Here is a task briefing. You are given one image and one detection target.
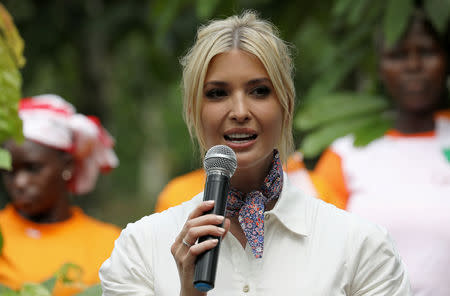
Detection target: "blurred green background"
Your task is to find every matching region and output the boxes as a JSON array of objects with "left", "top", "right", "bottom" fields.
[{"left": 1, "top": 0, "right": 448, "bottom": 228}]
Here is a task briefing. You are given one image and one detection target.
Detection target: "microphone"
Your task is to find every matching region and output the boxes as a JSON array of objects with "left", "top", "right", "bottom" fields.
[{"left": 193, "top": 145, "right": 237, "bottom": 292}]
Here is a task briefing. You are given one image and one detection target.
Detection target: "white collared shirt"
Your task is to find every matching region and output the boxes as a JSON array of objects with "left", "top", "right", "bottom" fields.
[{"left": 100, "top": 175, "right": 410, "bottom": 295}]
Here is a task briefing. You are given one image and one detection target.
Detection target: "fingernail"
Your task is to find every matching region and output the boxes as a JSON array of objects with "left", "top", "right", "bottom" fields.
[
  {"left": 217, "top": 215, "right": 224, "bottom": 222},
  {"left": 205, "top": 200, "right": 214, "bottom": 205},
  {"left": 218, "top": 227, "right": 225, "bottom": 234},
  {"left": 211, "top": 239, "right": 219, "bottom": 244}
]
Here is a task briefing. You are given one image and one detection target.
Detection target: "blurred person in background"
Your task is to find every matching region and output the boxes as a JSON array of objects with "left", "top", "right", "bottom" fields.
[
  {"left": 154, "top": 151, "right": 320, "bottom": 213},
  {"left": 0, "top": 94, "right": 121, "bottom": 295},
  {"left": 314, "top": 6, "right": 450, "bottom": 296},
  {"left": 100, "top": 11, "right": 410, "bottom": 295}
]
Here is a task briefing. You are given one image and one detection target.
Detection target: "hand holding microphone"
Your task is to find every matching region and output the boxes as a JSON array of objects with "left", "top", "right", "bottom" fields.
[
  {"left": 171, "top": 145, "right": 236, "bottom": 295},
  {"left": 194, "top": 145, "right": 237, "bottom": 292}
]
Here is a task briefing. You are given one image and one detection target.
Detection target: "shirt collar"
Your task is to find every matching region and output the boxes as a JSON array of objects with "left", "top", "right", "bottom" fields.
[{"left": 265, "top": 173, "right": 310, "bottom": 237}]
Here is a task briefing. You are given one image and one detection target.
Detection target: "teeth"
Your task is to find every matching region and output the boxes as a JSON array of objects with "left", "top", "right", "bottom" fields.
[
  {"left": 224, "top": 133, "right": 257, "bottom": 142},
  {"left": 227, "top": 133, "right": 252, "bottom": 139}
]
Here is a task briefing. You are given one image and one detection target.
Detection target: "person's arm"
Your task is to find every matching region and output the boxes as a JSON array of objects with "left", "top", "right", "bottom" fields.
[
  {"left": 347, "top": 222, "right": 411, "bottom": 295},
  {"left": 313, "top": 149, "right": 350, "bottom": 209},
  {"left": 99, "top": 220, "right": 155, "bottom": 296}
]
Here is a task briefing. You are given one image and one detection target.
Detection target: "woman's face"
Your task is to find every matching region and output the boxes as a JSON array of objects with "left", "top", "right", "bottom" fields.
[
  {"left": 379, "top": 19, "right": 447, "bottom": 114},
  {"left": 1, "top": 139, "right": 72, "bottom": 217},
  {"left": 201, "top": 49, "right": 283, "bottom": 173}
]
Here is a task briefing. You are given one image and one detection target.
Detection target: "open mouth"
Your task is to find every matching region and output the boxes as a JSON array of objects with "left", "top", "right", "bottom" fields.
[{"left": 224, "top": 133, "right": 257, "bottom": 143}]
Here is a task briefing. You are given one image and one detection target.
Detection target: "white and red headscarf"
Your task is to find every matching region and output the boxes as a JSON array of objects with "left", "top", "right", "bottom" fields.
[{"left": 18, "top": 94, "right": 119, "bottom": 194}]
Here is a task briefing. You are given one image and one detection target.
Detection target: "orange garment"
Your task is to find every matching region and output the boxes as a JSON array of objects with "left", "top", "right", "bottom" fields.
[
  {"left": 155, "top": 153, "right": 326, "bottom": 213},
  {"left": 154, "top": 169, "right": 206, "bottom": 213},
  {"left": 0, "top": 204, "right": 121, "bottom": 295},
  {"left": 312, "top": 149, "right": 350, "bottom": 209}
]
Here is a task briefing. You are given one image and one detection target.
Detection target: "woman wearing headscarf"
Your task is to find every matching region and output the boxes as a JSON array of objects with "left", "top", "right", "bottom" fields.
[{"left": 0, "top": 94, "right": 120, "bottom": 295}]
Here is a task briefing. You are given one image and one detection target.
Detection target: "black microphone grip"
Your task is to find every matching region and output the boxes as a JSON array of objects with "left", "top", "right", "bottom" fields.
[{"left": 193, "top": 173, "right": 230, "bottom": 292}]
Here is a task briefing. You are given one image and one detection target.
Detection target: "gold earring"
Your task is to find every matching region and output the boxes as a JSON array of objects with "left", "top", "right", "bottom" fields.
[{"left": 62, "top": 170, "right": 72, "bottom": 181}]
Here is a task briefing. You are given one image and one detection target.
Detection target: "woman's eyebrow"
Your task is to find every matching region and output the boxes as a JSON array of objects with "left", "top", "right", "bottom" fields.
[
  {"left": 246, "top": 78, "right": 271, "bottom": 86},
  {"left": 204, "top": 81, "right": 228, "bottom": 87}
]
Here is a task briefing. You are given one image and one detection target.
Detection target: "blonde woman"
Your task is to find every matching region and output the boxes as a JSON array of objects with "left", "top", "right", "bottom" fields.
[{"left": 100, "top": 11, "right": 410, "bottom": 295}]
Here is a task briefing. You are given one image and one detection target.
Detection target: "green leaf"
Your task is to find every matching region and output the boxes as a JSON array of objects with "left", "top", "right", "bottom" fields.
[
  {"left": 0, "top": 4, "right": 26, "bottom": 68},
  {"left": 348, "top": 0, "right": 370, "bottom": 25},
  {"left": 424, "top": 0, "right": 450, "bottom": 33},
  {"left": 305, "top": 48, "right": 366, "bottom": 100},
  {"left": 19, "top": 283, "right": 51, "bottom": 296},
  {"left": 56, "top": 263, "right": 83, "bottom": 284},
  {"left": 353, "top": 115, "right": 392, "bottom": 146},
  {"left": 75, "top": 284, "right": 102, "bottom": 296},
  {"left": 384, "top": 0, "right": 414, "bottom": 47},
  {"left": 333, "top": 0, "right": 357, "bottom": 17},
  {"left": 41, "top": 277, "right": 57, "bottom": 294},
  {"left": 296, "top": 92, "right": 389, "bottom": 130},
  {"left": 196, "top": 0, "right": 220, "bottom": 20},
  {"left": 0, "top": 148, "right": 11, "bottom": 170},
  {"left": 149, "top": 0, "right": 184, "bottom": 47},
  {"left": 0, "top": 283, "right": 17, "bottom": 295},
  {"left": 300, "top": 114, "right": 382, "bottom": 157}
]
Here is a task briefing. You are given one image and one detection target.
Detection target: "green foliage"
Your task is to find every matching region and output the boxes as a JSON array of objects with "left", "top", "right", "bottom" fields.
[
  {"left": 424, "top": 0, "right": 450, "bottom": 33},
  {"left": 0, "top": 284, "right": 16, "bottom": 295},
  {"left": 0, "top": 0, "right": 448, "bottom": 223},
  {"left": 74, "top": 284, "right": 101, "bottom": 296},
  {"left": 0, "top": 3, "right": 24, "bottom": 170},
  {"left": 0, "top": 149, "right": 11, "bottom": 171},
  {"left": 0, "top": 263, "right": 102, "bottom": 296},
  {"left": 18, "top": 284, "right": 51, "bottom": 296},
  {"left": 295, "top": 0, "right": 450, "bottom": 158},
  {"left": 384, "top": 0, "right": 414, "bottom": 47},
  {"left": 297, "top": 92, "right": 392, "bottom": 157},
  {"left": 296, "top": 92, "right": 390, "bottom": 131}
]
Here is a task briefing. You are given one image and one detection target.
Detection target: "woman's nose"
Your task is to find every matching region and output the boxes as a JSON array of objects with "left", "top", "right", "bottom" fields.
[
  {"left": 405, "top": 51, "right": 422, "bottom": 71},
  {"left": 13, "top": 170, "right": 29, "bottom": 189},
  {"left": 230, "top": 94, "right": 251, "bottom": 122}
]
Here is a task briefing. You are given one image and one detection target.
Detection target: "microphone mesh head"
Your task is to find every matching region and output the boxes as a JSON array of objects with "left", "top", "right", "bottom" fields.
[{"left": 204, "top": 145, "right": 237, "bottom": 178}]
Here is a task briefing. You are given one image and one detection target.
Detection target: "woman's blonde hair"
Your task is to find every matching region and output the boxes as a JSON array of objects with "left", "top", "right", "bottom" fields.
[{"left": 181, "top": 10, "right": 295, "bottom": 163}]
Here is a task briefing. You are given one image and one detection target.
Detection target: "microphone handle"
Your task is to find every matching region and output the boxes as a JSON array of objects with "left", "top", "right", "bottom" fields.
[{"left": 193, "top": 173, "right": 230, "bottom": 292}]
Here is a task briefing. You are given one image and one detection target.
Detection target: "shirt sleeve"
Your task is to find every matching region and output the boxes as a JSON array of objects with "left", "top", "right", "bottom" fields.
[
  {"left": 313, "top": 149, "right": 350, "bottom": 209},
  {"left": 348, "top": 223, "right": 411, "bottom": 296},
  {"left": 99, "top": 220, "right": 155, "bottom": 296}
]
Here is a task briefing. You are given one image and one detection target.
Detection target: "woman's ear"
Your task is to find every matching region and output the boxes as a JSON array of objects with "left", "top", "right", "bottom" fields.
[{"left": 61, "top": 152, "right": 75, "bottom": 178}]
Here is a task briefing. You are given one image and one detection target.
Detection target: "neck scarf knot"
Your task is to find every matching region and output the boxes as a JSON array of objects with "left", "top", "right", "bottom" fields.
[{"left": 225, "top": 150, "right": 283, "bottom": 258}]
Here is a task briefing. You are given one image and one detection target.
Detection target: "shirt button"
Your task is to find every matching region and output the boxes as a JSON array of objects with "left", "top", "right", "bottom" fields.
[
  {"left": 265, "top": 214, "right": 270, "bottom": 221},
  {"left": 243, "top": 284, "right": 250, "bottom": 293}
]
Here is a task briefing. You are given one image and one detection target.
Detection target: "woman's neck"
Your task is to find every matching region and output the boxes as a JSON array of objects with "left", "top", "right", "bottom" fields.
[
  {"left": 394, "top": 109, "right": 436, "bottom": 134},
  {"left": 20, "top": 196, "right": 72, "bottom": 224},
  {"left": 230, "top": 157, "right": 272, "bottom": 194}
]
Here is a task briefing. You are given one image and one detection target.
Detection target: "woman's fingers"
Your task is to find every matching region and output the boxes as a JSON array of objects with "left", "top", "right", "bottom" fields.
[
  {"left": 176, "top": 200, "right": 225, "bottom": 244},
  {"left": 171, "top": 200, "right": 228, "bottom": 295}
]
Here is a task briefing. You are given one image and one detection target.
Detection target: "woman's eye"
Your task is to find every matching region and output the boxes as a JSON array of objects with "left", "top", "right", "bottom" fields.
[
  {"left": 250, "top": 86, "right": 271, "bottom": 97},
  {"left": 419, "top": 47, "right": 437, "bottom": 57},
  {"left": 205, "top": 88, "right": 228, "bottom": 99},
  {"left": 26, "top": 163, "right": 43, "bottom": 173},
  {"left": 385, "top": 50, "right": 405, "bottom": 60}
]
